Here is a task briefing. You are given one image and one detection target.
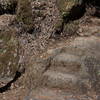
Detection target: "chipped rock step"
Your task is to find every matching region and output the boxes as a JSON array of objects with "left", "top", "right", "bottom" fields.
[
  {"left": 26, "top": 36, "right": 100, "bottom": 94},
  {"left": 51, "top": 53, "right": 81, "bottom": 73},
  {"left": 43, "top": 70, "right": 79, "bottom": 89}
]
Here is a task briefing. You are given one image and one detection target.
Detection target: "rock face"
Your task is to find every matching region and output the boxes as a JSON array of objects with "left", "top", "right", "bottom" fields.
[
  {"left": 0, "top": 14, "right": 20, "bottom": 86},
  {"left": 0, "top": 28, "right": 19, "bottom": 84},
  {"left": 26, "top": 36, "right": 100, "bottom": 94}
]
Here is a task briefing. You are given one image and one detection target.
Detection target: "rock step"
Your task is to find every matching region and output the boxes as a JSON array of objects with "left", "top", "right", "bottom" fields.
[
  {"left": 43, "top": 70, "right": 79, "bottom": 90},
  {"left": 50, "top": 53, "right": 81, "bottom": 73}
]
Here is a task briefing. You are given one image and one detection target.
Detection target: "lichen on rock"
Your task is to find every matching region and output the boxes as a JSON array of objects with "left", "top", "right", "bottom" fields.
[{"left": 0, "top": 28, "right": 19, "bottom": 82}]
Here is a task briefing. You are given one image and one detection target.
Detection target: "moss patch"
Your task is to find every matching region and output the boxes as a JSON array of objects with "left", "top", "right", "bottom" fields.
[
  {"left": 16, "top": 0, "right": 34, "bottom": 32},
  {"left": 63, "top": 20, "right": 79, "bottom": 36},
  {"left": 56, "top": 0, "right": 80, "bottom": 17}
]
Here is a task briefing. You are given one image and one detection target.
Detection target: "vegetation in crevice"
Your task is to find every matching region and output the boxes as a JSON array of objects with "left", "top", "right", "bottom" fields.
[
  {"left": 16, "top": 0, "right": 34, "bottom": 33},
  {"left": 54, "top": 0, "right": 100, "bottom": 37},
  {"left": 0, "top": 0, "right": 17, "bottom": 15}
]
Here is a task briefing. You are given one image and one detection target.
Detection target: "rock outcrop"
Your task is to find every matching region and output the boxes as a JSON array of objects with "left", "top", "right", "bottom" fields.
[
  {"left": 0, "top": 14, "right": 20, "bottom": 87},
  {"left": 0, "top": 28, "right": 19, "bottom": 85},
  {"left": 26, "top": 36, "right": 100, "bottom": 94}
]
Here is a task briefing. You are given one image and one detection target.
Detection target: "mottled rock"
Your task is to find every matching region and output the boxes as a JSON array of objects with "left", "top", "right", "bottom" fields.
[
  {"left": 77, "top": 17, "right": 100, "bottom": 36},
  {"left": 43, "top": 70, "right": 79, "bottom": 89},
  {"left": 25, "top": 36, "right": 100, "bottom": 94},
  {"left": 0, "top": 14, "right": 15, "bottom": 30},
  {"left": 51, "top": 53, "right": 81, "bottom": 73},
  {"left": 0, "top": 28, "right": 19, "bottom": 84}
]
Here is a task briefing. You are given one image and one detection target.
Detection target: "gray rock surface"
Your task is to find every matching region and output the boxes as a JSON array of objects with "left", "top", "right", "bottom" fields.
[
  {"left": 0, "top": 14, "right": 20, "bottom": 86},
  {"left": 26, "top": 36, "right": 100, "bottom": 94}
]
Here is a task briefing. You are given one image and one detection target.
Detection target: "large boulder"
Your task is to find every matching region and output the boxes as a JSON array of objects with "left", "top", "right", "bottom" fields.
[
  {"left": 25, "top": 36, "right": 100, "bottom": 94},
  {"left": 0, "top": 28, "right": 19, "bottom": 85}
]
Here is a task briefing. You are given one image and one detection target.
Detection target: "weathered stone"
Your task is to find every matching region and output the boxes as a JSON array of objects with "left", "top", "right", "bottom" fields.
[
  {"left": 0, "top": 28, "right": 19, "bottom": 84},
  {"left": 25, "top": 36, "right": 100, "bottom": 94},
  {"left": 51, "top": 53, "right": 81, "bottom": 73},
  {"left": 0, "top": 14, "right": 15, "bottom": 30},
  {"left": 43, "top": 70, "right": 79, "bottom": 89}
]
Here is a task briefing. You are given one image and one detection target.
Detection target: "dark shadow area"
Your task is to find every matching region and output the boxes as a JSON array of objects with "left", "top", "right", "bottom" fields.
[
  {"left": 64, "top": 0, "right": 100, "bottom": 23},
  {"left": 0, "top": 2, "right": 17, "bottom": 15},
  {"left": 54, "top": 4, "right": 86, "bottom": 36},
  {"left": 65, "top": 5, "right": 86, "bottom": 22},
  {"left": 27, "top": 28, "right": 35, "bottom": 34},
  {"left": 0, "top": 71, "right": 21, "bottom": 93},
  {"left": 54, "top": 22, "right": 64, "bottom": 36},
  {"left": 84, "top": 0, "right": 100, "bottom": 18},
  {"left": 94, "top": 7, "right": 100, "bottom": 18},
  {"left": 54, "top": 0, "right": 100, "bottom": 37}
]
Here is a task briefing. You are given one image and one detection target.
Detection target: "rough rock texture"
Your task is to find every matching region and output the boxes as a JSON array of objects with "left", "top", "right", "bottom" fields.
[
  {"left": 0, "top": 14, "right": 21, "bottom": 87},
  {"left": 54, "top": 0, "right": 85, "bottom": 37},
  {"left": 25, "top": 36, "right": 100, "bottom": 94},
  {"left": 0, "top": 14, "right": 15, "bottom": 30},
  {"left": 78, "top": 17, "right": 100, "bottom": 36},
  {"left": 0, "top": 28, "right": 19, "bottom": 85}
]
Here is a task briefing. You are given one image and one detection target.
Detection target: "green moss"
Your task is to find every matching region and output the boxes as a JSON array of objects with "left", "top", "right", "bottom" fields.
[
  {"left": 16, "top": 0, "right": 34, "bottom": 32},
  {"left": 56, "top": 0, "right": 81, "bottom": 18},
  {"left": 0, "top": 31, "right": 11, "bottom": 43},
  {"left": 54, "top": 18, "right": 63, "bottom": 31},
  {"left": 63, "top": 20, "right": 79, "bottom": 36}
]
